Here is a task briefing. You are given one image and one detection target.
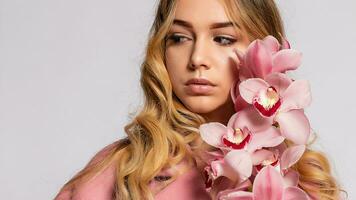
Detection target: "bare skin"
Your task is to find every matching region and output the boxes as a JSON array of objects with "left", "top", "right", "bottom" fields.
[{"left": 165, "top": 0, "right": 251, "bottom": 126}]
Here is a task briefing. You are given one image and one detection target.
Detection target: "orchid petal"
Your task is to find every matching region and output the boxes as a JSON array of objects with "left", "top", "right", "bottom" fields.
[
  {"left": 263, "top": 35, "right": 280, "bottom": 53},
  {"left": 218, "top": 191, "right": 254, "bottom": 200},
  {"left": 280, "top": 145, "right": 306, "bottom": 170},
  {"left": 232, "top": 106, "right": 273, "bottom": 133},
  {"left": 245, "top": 40, "right": 273, "bottom": 78},
  {"left": 272, "top": 49, "right": 302, "bottom": 73},
  {"left": 251, "top": 149, "right": 276, "bottom": 165},
  {"left": 200, "top": 150, "right": 225, "bottom": 164},
  {"left": 199, "top": 123, "right": 226, "bottom": 147},
  {"left": 230, "top": 80, "right": 240, "bottom": 104},
  {"left": 239, "top": 65, "right": 255, "bottom": 81},
  {"left": 227, "top": 112, "right": 239, "bottom": 130},
  {"left": 216, "top": 180, "right": 253, "bottom": 200},
  {"left": 275, "top": 110, "right": 311, "bottom": 145},
  {"left": 281, "top": 37, "right": 291, "bottom": 49},
  {"left": 253, "top": 166, "right": 284, "bottom": 200},
  {"left": 239, "top": 78, "right": 269, "bottom": 104},
  {"left": 234, "top": 94, "right": 250, "bottom": 112},
  {"left": 211, "top": 159, "right": 228, "bottom": 179},
  {"left": 225, "top": 150, "right": 253, "bottom": 182},
  {"left": 248, "top": 127, "right": 285, "bottom": 152},
  {"left": 265, "top": 73, "right": 293, "bottom": 96},
  {"left": 234, "top": 48, "right": 254, "bottom": 81},
  {"left": 233, "top": 48, "right": 245, "bottom": 67},
  {"left": 283, "top": 170, "right": 299, "bottom": 187},
  {"left": 230, "top": 79, "right": 249, "bottom": 112},
  {"left": 283, "top": 186, "right": 310, "bottom": 200},
  {"left": 279, "top": 80, "right": 312, "bottom": 112}
]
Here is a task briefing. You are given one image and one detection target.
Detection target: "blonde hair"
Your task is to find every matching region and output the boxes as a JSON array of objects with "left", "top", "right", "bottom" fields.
[{"left": 55, "top": 0, "right": 344, "bottom": 199}]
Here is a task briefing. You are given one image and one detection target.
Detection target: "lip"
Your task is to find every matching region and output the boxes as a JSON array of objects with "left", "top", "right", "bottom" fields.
[
  {"left": 185, "top": 78, "right": 216, "bottom": 95},
  {"left": 185, "top": 78, "right": 216, "bottom": 86}
]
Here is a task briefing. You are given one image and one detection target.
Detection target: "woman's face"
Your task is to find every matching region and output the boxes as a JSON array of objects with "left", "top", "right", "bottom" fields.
[{"left": 165, "top": 0, "right": 251, "bottom": 124}]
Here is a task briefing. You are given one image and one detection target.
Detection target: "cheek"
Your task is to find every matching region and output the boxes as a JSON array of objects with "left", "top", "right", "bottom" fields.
[
  {"left": 165, "top": 48, "right": 189, "bottom": 74},
  {"left": 216, "top": 54, "right": 239, "bottom": 92},
  {"left": 165, "top": 49, "right": 189, "bottom": 97}
]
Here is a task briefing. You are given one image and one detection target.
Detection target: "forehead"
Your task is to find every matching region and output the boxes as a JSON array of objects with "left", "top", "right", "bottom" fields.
[{"left": 173, "top": 0, "right": 230, "bottom": 29}]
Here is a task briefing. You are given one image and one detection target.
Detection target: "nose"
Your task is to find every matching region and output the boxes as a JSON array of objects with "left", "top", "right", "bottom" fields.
[{"left": 188, "top": 37, "right": 211, "bottom": 70}]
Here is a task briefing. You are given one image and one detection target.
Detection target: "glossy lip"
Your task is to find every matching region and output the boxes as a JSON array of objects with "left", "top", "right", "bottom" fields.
[
  {"left": 185, "top": 78, "right": 216, "bottom": 86},
  {"left": 184, "top": 78, "right": 216, "bottom": 95}
]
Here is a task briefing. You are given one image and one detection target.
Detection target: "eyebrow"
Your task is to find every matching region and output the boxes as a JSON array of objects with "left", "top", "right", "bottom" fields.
[{"left": 172, "top": 19, "right": 240, "bottom": 29}]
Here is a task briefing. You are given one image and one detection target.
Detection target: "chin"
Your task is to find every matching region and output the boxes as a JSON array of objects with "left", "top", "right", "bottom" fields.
[{"left": 181, "top": 96, "right": 222, "bottom": 114}]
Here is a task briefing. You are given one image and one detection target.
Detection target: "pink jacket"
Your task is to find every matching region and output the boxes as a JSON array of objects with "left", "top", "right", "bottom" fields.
[{"left": 55, "top": 141, "right": 211, "bottom": 200}]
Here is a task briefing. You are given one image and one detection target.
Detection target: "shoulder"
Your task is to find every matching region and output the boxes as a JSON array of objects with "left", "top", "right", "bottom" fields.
[
  {"left": 152, "top": 161, "right": 211, "bottom": 200},
  {"left": 55, "top": 138, "right": 129, "bottom": 200},
  {"left": 86, "top": 139, "right": 127, "bottom": 166}
]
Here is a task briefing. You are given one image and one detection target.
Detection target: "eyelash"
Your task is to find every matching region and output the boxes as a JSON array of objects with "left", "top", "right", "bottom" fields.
[
  {"left": 166, "top": 34, "right": 237, "bottom": 46},
  {"left": 154, "top": 175, "right": 171, "bottom": 182}
]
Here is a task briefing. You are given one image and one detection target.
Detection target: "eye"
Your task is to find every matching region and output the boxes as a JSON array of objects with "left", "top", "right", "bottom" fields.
[
  {"left": 166, "top": 34, "right": 190, "bottom": 44},
  {"left": 154, "top": 175, "right": 172, "bottom": 182},
  {"left": 214, "top": 36, "right": 237, "bottom": 46}
]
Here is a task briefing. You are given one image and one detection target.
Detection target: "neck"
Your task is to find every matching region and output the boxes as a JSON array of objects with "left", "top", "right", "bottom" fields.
[{"left": 201, "top": 98, "right": 235, "bottom": 126}]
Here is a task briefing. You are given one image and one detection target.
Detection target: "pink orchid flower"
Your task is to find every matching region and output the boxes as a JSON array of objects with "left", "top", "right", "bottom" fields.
[
  {"left": 218, "top": 165, "right": 310, "bottom": 200},
  {"left": 239, "top": 73, "right": 312, "bottom": 145},
  {"left": 203, "top": 151, "right": 253, "bottom": 190},
  {"left": 212, "top": 144, "right": 305, "bottom": 196},
  {"left": 199, "top": 107, "right": 285, "bottom": 183},
  {"left": 231, "top": 35, "right": 301, "bottom": 112},
  {"left": 199, "top": 107, "right": 283, "bottom": 152},
  {"left": 252, "top": 144, "right": 306, "bottom": 187},
  {"left": 237, "top": 35, "right": 301, "bottom": 81}
]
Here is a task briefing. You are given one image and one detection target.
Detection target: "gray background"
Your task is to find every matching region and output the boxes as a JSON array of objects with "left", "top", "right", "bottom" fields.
[{"left": 0, "top": 0, "right": 354, "bottom": 199}]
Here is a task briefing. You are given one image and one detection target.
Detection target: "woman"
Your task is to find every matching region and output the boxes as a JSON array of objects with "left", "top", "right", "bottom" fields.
[{"left": 55, "top": 0, "right": 343, "bottom": 199}]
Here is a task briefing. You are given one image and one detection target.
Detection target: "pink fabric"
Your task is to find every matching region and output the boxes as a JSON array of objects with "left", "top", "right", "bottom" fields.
[
  {"left": 71, "top": 164, "right": 116, "bottom": 200},
  {"left": 55, "top": 141, "right": 118, "bottom": 200},
  {"left": 55, "top": 141, "right": 211, "bottom": 200},
  {"left": 153, "top": 166, "right": 211, "bottom": 200}
]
